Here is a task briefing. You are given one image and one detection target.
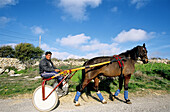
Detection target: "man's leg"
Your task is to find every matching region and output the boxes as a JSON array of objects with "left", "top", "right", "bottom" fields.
[
  {"left": 41, "top": 71, "right": 58, "bottom": 79},
  {"left": 41, "top": 71, "right": 64, "bottom": 88},
  {"left": 49, "top": 71, "right": 64, "bottom": 88}
]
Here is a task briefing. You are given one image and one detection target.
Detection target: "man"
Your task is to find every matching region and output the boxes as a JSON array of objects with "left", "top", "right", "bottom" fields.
[{"left": 39, "top": 51, "right": 63, "bottom": 82}]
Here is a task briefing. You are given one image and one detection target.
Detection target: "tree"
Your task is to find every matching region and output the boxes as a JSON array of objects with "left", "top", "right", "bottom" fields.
[
  {"left": 15, "top": 43, "right": 44, "bottom": 62},
  {"left": 0, "top": 45, "right": 15, "bottom": 58},
  {"left": 34, "top": 47, "right": 44, "bottom": 59}
]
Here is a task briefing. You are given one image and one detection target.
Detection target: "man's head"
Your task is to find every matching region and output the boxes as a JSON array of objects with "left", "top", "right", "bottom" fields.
[{"left": 45, "top": 51, "right": 52, "bottom": 60}]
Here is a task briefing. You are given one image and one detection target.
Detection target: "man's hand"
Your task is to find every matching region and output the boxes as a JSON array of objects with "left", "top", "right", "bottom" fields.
[{"left": 55, "top": 69, "right": 62, "bottom": 73}]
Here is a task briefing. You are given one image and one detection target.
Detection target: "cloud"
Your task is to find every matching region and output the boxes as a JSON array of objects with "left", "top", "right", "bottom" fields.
[
  {"left": 0, "top": 0, "right": 18, "bottom": 8},
  {"left": 56, "top": 33, "right": 120, "bottom": 59},
  {"left": 57, "top": 33, "right": 91, "bottom": 48},
  {"left": 81, "top": 40, "right": 120, "bottom": 57},
  {"left": 0, "top": 43, "right": 17, "bottom": 48},
  {"left": 161, "top": 32, "right": 166, "bottom": 35},
  {"left": 52, "top": 51, "right": 70, "bottom": 59},
  {"left": 41, "top": 43, "right": 58, "bottom": 51},
  {"left": 130, "top": 0, "right": 150, "bottom": 9},
  {"left": 111, "top": 6, "right": 118, "bottom": 12},
  {"left": 156, "top": 45, "right": 170, "bottom": 50},
  {"left": 67, "top": 54, "right": 82, "bottom": 59},
  {"left": 0, "top": 16, "right": 11, "bottom": 25},
  {"left": 113, "top": 29, "right": 154, "bottom": 43},
  {"left": 54, "top": 0, "right": 102, "bottom": 21},
  {"left": 42, "top": 32, "right": 124, "bottom": 59},
  {"left": 31, "top": 26, "right": 47, "bottom": 35},
  {"left": 81, "top": 39, "right": 117, "bottom": 51},
  {"left": 41, "top": 43, "right": 83, "bottom": 59}
]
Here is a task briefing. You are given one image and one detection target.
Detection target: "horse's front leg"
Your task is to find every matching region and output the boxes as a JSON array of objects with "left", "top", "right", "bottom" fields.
[
  {"left": 124, "top": 74, "right": 132, "bottom": 104},
  {"left": 94, "top": 77, "right": 107, "bottom": 104},
  {"left": 113, "top": 75, "right": 124, "bottom": 98}
]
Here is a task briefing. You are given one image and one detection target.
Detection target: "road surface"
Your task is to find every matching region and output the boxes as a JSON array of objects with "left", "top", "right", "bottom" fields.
[{"left": 0, "top": 93, "right": 169, "bottom": 112}]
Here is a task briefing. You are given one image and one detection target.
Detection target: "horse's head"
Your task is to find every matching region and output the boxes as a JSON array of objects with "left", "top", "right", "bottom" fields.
[{"left": 138, "top": 43, "right": 148, "bottom": 64}]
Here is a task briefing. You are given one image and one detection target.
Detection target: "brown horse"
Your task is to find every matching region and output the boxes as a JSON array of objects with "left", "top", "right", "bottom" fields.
[{"left": 74, "top": 43, "right": 148, "bottom": 106}]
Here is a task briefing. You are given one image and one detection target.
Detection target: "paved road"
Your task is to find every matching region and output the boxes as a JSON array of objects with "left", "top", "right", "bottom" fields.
[{"left": 0, "top": 94, "right": 169, "bottom": 112}]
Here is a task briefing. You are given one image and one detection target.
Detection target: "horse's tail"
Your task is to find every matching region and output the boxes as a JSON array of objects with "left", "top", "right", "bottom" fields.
[{"left": 81, "top": 61, "right": 87, "bottom": 83}]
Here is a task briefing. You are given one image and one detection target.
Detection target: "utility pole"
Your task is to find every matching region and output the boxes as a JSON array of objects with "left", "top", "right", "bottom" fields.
[{"left": 39, "top": 35, "right": 41, "bottom": 48}]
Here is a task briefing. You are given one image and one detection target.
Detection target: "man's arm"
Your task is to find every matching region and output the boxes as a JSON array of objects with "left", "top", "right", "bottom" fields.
[
  {"left": 51, "top": 61, "right": 62, "bottom": 73},
  {"left": 55, "top": 69, "right": 62, "bottom": 72},
  {"left": 40, "top": 60, "right": 55, "bottom": 72}
]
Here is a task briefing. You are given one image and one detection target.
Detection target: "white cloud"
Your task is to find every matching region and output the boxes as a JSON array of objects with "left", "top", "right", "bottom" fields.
[
  {"left": 67, "top": 54, "right": 82, "bottom": 59},
  {"left": 81, "top": 40, "right": 120, "bottom": 57},
  {"left": 31, "top": 26, "right": 47, "bottom": 35},
  {"left": 157, "top": 45, "right": 170, "bottom": 50},
  {"left": 57, "top": 33, "right": 91, "bottom": 48},
  {"left": 111, "top": 6, "right": 118, "bottom": 12},
  {"left": 0, "top": 0, "right": 18, "bottom": 8},
  {"left": 81, "top": 39, "right": 117, "bottom": 51},
  {"left": 81, "top": 45, "right": 120, "bottom": 59},
  {"left": 113, "top": 29, "right": 154, "bottom": 43},
  {"left": 41, "top": 43, "right": 72, "bottom": 59},
  {"left": 161, "top": 32, "right": 166, "bottom": 35},
  {"left": 52, "top": 51, "right": 70, "bottom": 59},
  {"left": 41, "top": 43, "right": 58, "bottom": 51},
  {"left": 0, "top": 43, "right": 17, "bottom": 48},
  {"left": 0, "top": 16, "right": 11, "bottom": 25},
  {"left": 55, "top": 0, "right": 102, "bottom": 20},
  {"left": 130, "top": 0, "right": 150, "bottom": 9},
  {"left": 56, "top": 33, "right": 120, "bottom": 59}
]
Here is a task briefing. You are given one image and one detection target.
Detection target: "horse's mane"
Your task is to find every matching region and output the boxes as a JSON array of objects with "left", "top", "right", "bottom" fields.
[{"left": 119, "top": 46, "right": 141, "bottom": 60}]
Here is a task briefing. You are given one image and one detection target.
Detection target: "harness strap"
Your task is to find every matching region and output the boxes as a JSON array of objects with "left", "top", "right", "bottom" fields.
[
  {"left": 113, "top": 55, "right": 124, "bottom": 78},
  {"left": 113, "top": 55, "right": 124, "bottom": 69}
]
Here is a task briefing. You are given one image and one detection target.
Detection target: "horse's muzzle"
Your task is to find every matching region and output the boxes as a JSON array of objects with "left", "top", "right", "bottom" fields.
[{"left": 143, "top": 58, "right": 148, "bottom": 64}]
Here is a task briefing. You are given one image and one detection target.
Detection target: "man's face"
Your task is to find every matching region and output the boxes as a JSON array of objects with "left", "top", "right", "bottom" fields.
[{"left": 45, "top": 54, "right": 51, "bottom": 60}]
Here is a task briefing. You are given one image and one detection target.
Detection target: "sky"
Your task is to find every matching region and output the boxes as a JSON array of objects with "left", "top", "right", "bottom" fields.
[{"left": 0, "top": 0, "right": 170, "bottom": 59}]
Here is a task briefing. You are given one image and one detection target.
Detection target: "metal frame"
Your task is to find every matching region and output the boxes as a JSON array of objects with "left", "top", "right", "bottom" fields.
[{"left": 42, "top": 71, "right": 77, "bottom": 101}]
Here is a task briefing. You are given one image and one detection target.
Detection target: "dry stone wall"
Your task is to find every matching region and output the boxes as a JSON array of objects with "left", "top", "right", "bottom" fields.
[
  {"left": 0, "top": 58, "right": 85, "bottom": 74},
  {"left": 0, "top": 58, "right": 26, "bottom": 71}
]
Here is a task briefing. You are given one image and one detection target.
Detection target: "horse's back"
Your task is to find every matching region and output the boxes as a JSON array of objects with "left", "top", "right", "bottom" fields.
[
  {"left": 83, "top": 56, "right": 123, "bottom": 77},
  {"left": 84, "top": 56, "right": 113, "bottom": 65}
]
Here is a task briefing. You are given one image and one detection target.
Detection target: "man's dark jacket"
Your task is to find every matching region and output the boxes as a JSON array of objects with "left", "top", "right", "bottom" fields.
[{"left": 39, "top": 58, "right": 57, "bottom": 74}]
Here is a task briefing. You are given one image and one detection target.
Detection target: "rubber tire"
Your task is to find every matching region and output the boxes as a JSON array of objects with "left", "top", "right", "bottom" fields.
[{"left": 32, "top": 85, "right": 58, "bottom": 112}]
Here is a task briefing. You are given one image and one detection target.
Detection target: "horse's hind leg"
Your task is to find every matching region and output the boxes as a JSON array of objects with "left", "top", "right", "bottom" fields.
[
  {"left": 124, "top": 74, "right": 132, "bottom": 104},
  {"left": 94, "top": 77, "right": 107, "bottom": 104},
  {"left": 74, "top": 76, "right": 92, "bottom": 106}
]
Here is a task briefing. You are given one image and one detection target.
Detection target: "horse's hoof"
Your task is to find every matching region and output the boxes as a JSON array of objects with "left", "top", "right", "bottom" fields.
[
  {"left": 126, "top": 99, "right": 132, "bottom": 104},
  {"left": 109, "top": 94, "right": 115, "bottom": 101},
  {"left": 102, "top": 99, "right": 107, "bottom": 104},
  {"left": 73, "top": 99, "right": 76, "bottom": 103},
  {"left": 112, "top": 95, "right": 115, "bottom": 101},
  {"left": 75, "top": 102, "right": 80, "bottom": 106}
]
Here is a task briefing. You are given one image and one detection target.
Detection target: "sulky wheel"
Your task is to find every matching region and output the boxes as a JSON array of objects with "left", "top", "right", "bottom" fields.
[{"left": 32, "top": 85, "right": 58, "bottom": 112}]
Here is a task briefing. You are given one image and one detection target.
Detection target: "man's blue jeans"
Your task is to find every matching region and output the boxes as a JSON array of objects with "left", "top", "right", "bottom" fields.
[{"left": 41, "top": 71, "right": 63, "bottom": 82}]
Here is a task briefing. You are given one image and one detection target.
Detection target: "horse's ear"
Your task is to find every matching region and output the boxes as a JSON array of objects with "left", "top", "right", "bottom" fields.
[{"left": 143, "top": 43, "right": 146, "bottom": 48}]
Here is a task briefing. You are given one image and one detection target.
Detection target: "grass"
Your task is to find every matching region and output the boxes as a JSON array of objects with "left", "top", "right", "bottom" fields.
[
  {"left": 0, "top": 62, "right": 169, "bottom": 98},
  {"left": 128, "top": 63, "right": 170, "bottom": 92}
]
